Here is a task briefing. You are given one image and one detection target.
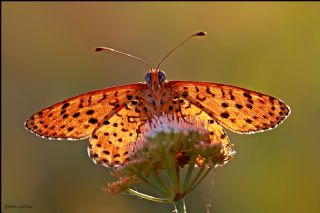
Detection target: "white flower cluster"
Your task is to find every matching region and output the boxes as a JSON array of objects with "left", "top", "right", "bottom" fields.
[
  {"left": 126, "top": 114, "right": 209, "bottom": 157},
  {"left": 143, "top": 114, "right": 208, "bottom": 138}
]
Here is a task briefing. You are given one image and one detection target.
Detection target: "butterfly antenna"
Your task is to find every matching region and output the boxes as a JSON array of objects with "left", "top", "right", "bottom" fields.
[
  {"left": 95, "top": 47, "right": 152, "bottom": 70},
  {"left": 156, "top": 31, "right": 207, "bottom": 69}
]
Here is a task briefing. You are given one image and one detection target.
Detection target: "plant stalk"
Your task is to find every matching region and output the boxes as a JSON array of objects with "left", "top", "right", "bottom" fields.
[
  {"left": 127, "top": 188, "right": 169, "bottom": 203},
  {"left": 173, "top": 198, "right": 186, "bottom": 213}
]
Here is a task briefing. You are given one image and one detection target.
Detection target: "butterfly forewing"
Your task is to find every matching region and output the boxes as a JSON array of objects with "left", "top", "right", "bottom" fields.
[
  {"left": 166, "top": 81, "right": 290, "bottom": 134},
  {"left": 25, "top": 84, "right": 147, "bottom": 140}
]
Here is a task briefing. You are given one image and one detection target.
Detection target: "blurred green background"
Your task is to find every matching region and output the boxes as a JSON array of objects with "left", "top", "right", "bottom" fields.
[{"left": 2, "top": 2, "right": 320, "bottom": 213}]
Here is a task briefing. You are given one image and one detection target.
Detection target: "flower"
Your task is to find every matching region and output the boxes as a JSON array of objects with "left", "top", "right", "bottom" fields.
[
  {"left": 102, "top": 176, "right": 139, "bottom": 195},
  {"left": 104, "top": 114, "right": 236, "bottom": 212},
  {"left": 126, "top": 114, "right": 235, "bottom": 168}
]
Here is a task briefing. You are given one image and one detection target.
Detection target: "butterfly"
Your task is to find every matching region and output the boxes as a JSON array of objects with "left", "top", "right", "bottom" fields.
[{"left": 25, "top": 32, "right": 290, "bottom": 167}]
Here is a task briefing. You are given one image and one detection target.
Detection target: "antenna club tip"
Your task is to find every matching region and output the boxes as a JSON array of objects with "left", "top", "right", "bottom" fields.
[
  {"left": 95, "top": 47, "right": 104, "bottom": 52},
  {"left": 194, "top": 31, "right": 207, "bottom": 36}
]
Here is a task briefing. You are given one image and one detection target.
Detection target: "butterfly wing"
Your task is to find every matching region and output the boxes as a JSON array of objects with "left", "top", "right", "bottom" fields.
[
  {"left": 88, "top": 99, "right": 151, "bottom": 167},
  {"left": 162, "top": 98, "right": 230, "bottom": 146},
  {"left": 25, "top": 84, "right": 147, "bottom": 140},
  {"left": 162, "top": 97, "right": 234, "bottom": 165},
  {"left": 166, "top": 81, "right": 290, "bottom": 134}
]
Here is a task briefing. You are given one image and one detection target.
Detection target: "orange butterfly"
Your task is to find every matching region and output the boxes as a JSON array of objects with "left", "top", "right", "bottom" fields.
[{"left": 25, "top": 32, "right": 290, "bottom": 167}]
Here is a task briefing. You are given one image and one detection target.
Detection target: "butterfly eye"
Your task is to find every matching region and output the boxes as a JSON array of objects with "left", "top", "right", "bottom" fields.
[
  {"left": 158, "top": 70, "right": 166, "bottom": 84},
  {"left": 145, "top": 72, "right": 152, "bottom": 85}
]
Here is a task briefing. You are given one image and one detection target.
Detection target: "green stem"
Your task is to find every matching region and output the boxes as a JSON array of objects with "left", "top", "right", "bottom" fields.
[
  {"left": 164, "top": 153, "right": 180, "bottom": 195},
  {"left": 173, "top": 198, "right": 187, "bottom": 213},
  {"left": 127, "top": 188, "right": 170, "bottom": 203},
  {"left": 135, "top": 172, "right": 166, "bottom": 196},
  {"left": 184, "top": 161, "right": 208, "bottom": 194},
  {"left": 182, "top": 161, "right": 195, "bottom": 191},
  {"left": 187, "top": 168, "right": 212, "bottom": 193},
  {"left": 150, "top": 169, "right": 170, "bottom": 195}
]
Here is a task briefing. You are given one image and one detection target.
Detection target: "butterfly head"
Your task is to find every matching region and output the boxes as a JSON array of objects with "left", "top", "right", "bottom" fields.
[{"left": 145, "top": 68, "right": 166, "bottom": 92}]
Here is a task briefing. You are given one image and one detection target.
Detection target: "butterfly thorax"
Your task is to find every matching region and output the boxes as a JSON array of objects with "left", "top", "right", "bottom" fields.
[
  {"left": 144, "top": 88, "right": 172, "bottom": 113},
  {"left": 143, "top": 68, "right": 170, "bottom": 113}
]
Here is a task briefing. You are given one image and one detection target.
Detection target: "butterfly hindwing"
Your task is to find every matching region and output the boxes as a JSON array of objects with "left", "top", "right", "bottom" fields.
[
  {"left": 161, "top": 97, "right": 230, "bottom": 146},
  {"left": 161, "top": 97, "right": 234, "bottom": 165},
  {"left": 88, "top": 99, "right": 151, "bottom": 167}
]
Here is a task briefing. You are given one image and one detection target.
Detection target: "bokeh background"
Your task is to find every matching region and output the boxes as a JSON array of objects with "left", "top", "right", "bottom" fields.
[{"left": 2, "top": 2, "right": 320, "bottom": 213}]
